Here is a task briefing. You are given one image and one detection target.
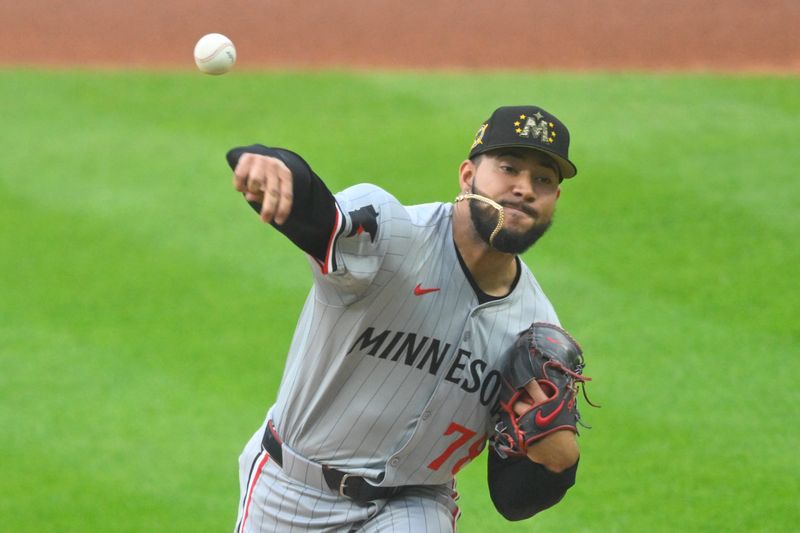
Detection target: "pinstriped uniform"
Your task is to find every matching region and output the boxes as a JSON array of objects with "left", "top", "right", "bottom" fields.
[{"left": 235, "top": 184, "right": 559, "bottom": 532}]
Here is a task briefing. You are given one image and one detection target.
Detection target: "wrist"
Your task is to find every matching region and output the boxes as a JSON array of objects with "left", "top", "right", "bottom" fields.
[{"left": 525, "top": 429, "right": 579, "bottom": 472}]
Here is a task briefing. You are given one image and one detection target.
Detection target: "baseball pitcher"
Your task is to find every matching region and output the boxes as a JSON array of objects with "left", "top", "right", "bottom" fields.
[{"left": 225, "top": 105, "right": 594, "bottom": 532}]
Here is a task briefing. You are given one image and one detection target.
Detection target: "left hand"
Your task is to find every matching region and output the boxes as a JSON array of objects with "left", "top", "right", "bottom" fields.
[{"left": 513, "top": 380, "right": 580, "bottom": 472}]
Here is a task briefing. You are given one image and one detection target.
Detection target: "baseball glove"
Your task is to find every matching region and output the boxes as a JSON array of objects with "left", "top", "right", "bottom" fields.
[{"left": 493, "top": 322, "right": 597, "bottom": 458}]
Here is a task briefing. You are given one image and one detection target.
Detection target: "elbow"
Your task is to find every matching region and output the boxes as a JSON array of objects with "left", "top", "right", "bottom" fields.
[
  {"left": 488, "top": 459, "right": 579, "bottom": 521},
  {"left": 492, "top": 500, "right": 544, "bottom": 521},
  {"left": 490, "top": 483, "right": 573, "bottom": 521}
]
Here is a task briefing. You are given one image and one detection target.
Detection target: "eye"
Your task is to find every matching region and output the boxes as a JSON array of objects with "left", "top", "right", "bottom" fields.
[{"left": 500, "top": 164, "right": 517, "bottom": 174}]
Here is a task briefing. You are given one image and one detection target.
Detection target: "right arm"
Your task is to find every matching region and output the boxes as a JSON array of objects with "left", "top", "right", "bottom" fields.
[
  {"left": 227, "top": 144, "right": 339, "bottom": 266},
  {"left": 227, "top": 145, "right": 412, "bottom": 303}
]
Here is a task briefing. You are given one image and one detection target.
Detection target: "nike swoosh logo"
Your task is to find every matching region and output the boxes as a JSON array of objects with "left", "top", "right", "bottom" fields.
[
  {"left": 534, "top": 400, "right": 565, "bottom": 428},
  {"left": 413, "top": 283, "right": 440, "bottom": 296}
]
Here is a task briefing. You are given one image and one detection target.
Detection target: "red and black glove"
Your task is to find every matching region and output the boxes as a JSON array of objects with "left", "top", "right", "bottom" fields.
[{"left": 493, "top": 323, "right": 596, "bottom": 458}]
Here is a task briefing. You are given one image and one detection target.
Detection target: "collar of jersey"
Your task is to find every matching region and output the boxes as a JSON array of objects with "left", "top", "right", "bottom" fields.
[{"left": 452, "top": 241, "right": 521, "bottom": 305}]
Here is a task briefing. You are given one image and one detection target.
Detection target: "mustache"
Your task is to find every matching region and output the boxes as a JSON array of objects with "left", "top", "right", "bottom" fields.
[
  {"left": 470, "top": 184, "right": 538, "bottom": 219},
  {"left": 498, "top": 201, "right": 538, "bottom": 219}
]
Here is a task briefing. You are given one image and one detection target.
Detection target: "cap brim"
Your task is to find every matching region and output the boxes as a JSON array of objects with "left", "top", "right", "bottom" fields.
[{"left": 470, "top": 143, "right": 577, "bottom": 179}]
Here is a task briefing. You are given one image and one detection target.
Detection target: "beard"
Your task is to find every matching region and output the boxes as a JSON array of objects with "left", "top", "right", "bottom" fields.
[{"left": 468, "top": 185, "right": 553, "bottom": 255}]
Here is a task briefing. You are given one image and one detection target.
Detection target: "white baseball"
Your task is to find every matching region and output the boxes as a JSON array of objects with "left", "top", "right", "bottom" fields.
[{"left": 194, "top": 33, "right": 236, "bottom": 75}]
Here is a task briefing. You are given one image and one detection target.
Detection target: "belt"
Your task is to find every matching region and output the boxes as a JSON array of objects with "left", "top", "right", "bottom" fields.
[{"left": 261, "top": 421, "right": 399, "bottom": 502}]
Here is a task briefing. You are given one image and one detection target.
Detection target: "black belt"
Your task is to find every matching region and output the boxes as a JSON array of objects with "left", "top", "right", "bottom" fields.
[{"left": 261, "top": 422, "right": 399, "bottom": 502}]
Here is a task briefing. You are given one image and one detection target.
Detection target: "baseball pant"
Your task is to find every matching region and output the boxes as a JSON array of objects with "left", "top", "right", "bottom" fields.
[{"left": 234, "top": 423, "right": 461, "bottom": 532}]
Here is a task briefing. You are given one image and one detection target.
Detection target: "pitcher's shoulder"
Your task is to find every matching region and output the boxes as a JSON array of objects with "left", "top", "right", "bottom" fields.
[{"left": 405, "top": 201, "right": 452, "bottom": 228}]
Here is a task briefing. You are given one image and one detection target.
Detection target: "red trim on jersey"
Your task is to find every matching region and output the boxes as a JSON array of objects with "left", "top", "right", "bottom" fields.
[
  {"left": 451, "top": 479, "right": 461, "bottom": 530},
  {"left": 319, "top": 205, "right": 344, "bottom": 275},
  {"left": 452, "top": 506, "right": 462, "bottom": 531},
  {"left": 238, "top": 451, "right": 270, "bottom": 533}
]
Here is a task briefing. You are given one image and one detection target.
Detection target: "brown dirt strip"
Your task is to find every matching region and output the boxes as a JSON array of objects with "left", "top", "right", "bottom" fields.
[{"left": 1, "top": 0, "right": 797, "bottom": 72}]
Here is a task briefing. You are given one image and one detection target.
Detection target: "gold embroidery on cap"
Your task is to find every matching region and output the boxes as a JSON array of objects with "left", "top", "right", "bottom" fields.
[
  {"left": 518, "top": 111, "right": 555, "bottom": 144},
  {"left": 471, "top": 123, "right": 488, "bottom": 149}
]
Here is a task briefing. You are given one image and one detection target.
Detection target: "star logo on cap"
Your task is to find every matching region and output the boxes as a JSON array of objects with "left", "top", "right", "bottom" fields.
[
  {"left": 470, "top": 123, "right": 488, "bottom": 149},
  {"left": 468, "top": 105, "right": 575, "bottom": 177},
  {"left": 517, "top": 112, "right": 553, "bottom": 144}
]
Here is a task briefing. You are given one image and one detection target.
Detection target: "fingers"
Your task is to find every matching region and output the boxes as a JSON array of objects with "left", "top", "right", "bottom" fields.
[
  {"left": 260, "top": 162, "right": 293, "bottom": 225},
  {"left": 232, "top": 154, "right": 294, "bottom": 224},
  {"left": 272, "top": 168, "right": 293, "bottom": 225},
  {"left": 232, "top": 153, "right": 255, "bottom": 193},
  {"left": 523, "top": 379, "right": 550, "bottom": 404},
  {"left": 512, "top": 380, "right": 555, "bottom": 416},
  {"left": 512, "top": 391, "right": 535, "bottom": 416},
  {"left": 244, "top": 191, "right": 262, "bottom": 202}
]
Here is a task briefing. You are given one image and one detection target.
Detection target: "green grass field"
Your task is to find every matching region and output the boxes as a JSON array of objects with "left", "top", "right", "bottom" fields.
[{"left": 1, "top": 69, "right": 798, "bottom": 532}]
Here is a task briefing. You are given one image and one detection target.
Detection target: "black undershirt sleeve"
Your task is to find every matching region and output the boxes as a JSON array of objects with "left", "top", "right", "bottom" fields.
[
  {"left": 226, "top": 145, "right": 338, "bottom": 263},
  {"left": 487, "top": 447, "right": 578, "bottom": 521}
]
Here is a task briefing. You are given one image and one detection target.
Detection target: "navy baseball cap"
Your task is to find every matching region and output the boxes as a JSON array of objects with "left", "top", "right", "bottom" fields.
[{"left": 468, "top": 105, "right": 578, "bottom": 179}]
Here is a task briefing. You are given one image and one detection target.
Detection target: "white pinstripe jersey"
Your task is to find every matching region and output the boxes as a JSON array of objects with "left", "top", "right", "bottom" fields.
[{"left": 270, "top": 184, "right": 560, "bottom": 487}]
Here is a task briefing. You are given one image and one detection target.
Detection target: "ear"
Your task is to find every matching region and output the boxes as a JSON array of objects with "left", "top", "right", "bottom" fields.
[{"left": 458, "top": 159, "right": 475, "bottom": 193}]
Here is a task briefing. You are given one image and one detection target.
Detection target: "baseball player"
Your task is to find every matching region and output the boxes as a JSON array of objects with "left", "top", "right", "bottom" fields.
[{"left": 226, "top": 105, "right": 585, "bottom": 532}]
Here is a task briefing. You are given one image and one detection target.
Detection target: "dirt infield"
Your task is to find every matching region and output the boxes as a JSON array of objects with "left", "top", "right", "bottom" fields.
[{"left": 2, "top": 0, "right": 798, "bottom": 71}]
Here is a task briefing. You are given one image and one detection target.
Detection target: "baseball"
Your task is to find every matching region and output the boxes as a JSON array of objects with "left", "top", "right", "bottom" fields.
[{"left": 194, "top": 33, "right": 236, "bottom": 75}]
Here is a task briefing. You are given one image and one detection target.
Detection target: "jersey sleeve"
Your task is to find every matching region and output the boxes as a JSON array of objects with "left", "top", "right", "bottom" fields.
[
  {"left": 310, "top": 184, "right": 413, "bottom": 306},
  {"left": 226, "top": 145, "right": 413, "bottom": 306}
]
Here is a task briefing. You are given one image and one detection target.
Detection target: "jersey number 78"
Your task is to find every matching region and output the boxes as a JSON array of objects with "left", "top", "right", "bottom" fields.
[{"left": 427, "top": 422, "right": 487, "bottom": 475}]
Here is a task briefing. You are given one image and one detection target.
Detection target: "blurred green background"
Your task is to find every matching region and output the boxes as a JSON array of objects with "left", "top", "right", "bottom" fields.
[{"left": 1, "top": 70, "right": 798, "bottom": 531}]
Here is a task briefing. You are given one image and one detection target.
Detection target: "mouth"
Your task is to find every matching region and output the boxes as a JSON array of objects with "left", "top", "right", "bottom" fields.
[{"left": 502, "top": 203, "right": 538, "bottom": 219}]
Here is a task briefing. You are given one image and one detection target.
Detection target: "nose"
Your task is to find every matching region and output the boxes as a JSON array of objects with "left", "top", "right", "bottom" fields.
[{"left": 511, "top": 176, "right": 535, "bottom": 202}]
